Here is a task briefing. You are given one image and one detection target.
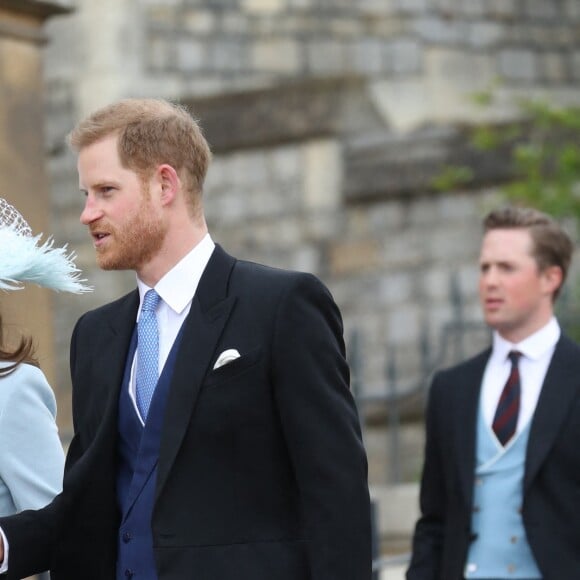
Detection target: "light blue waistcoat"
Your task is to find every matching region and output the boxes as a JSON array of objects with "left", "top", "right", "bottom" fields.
[{"left": 465, "top": 406, "right": 541, "bottom": 579}]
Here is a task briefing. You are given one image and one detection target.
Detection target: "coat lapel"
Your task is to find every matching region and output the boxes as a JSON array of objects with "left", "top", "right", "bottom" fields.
[
  {"left": 156, "top": 245, "right": 236, "bottom": 497},
  {"left": 453, "top": 349, "right": 490, "bottom": 503},
  {"left": 83, "top": 291, "right": 139, "bottom": 441},
  {"left": 524, "top": 335, "right": 580, "bottom": 491}
]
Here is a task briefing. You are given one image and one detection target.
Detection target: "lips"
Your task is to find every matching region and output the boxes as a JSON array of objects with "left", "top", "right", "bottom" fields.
[
  {"left": 90, "top": 230, "right": 110, "bottom": 247},
  {"left": 484, "top": 298, "right": 503, "bottom": 309}
]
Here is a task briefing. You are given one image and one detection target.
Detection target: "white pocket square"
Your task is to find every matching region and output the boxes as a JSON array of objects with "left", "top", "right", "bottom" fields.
[{"left": 213, "top": 349, "right": 241, "bottom": 370}]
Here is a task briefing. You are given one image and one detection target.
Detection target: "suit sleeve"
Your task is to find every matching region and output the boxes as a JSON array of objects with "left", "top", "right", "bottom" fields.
[
  {"left": 406, "top": 372, "right": 447, "bottom": 580},
  {"left": 271, "top": 273, "right": 372, "bottom": 580}
]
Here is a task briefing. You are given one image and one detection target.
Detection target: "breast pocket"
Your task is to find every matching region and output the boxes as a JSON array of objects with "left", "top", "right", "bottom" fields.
[{"left": 205, "top": 346, "right": 262, "bottom": 388}]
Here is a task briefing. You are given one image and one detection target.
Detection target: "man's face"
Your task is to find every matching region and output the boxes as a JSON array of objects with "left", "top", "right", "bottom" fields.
[
  {"left": 78, "top": 134, "right": 166, "bottom": 273},
  {"left": 478, "top": 228, "right": 558, "bottom": 342}
]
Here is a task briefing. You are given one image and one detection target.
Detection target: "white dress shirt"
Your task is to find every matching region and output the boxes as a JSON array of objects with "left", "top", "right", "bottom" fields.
[
  {"left": 131, "top": 233, "right": 215, "bottom": 423},
  {"left": 480, "top": 317, "right": 560, "bottom": 437}
]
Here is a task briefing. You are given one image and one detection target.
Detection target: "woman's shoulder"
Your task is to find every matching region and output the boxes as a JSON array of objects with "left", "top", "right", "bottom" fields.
[
  {"left": 0, "top": 362, "right": 53, "bottom": 407},
  {"left": 0, "top": 361, "right": 47, "bottom": 382}
]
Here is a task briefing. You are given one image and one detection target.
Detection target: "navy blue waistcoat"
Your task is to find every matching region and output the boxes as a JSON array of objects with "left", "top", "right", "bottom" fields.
[{"left": 116, "top": 325, "right": 184, "bottom": 580}]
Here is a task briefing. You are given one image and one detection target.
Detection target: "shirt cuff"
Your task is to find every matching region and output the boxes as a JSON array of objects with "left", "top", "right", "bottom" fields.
[{"left": 0, "top": 526, "right": 8, "bottom": 573}]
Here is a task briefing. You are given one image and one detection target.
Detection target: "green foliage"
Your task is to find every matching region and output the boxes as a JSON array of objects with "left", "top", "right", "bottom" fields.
[
  {"left": 469, "top": 88, "right": 495, "bottom": 107},
  {"left": 500, "top": 99, "right": 580, "bottom": 220},
  {"left": 472, "top": 123, "right": 522, "bottom": 151},
  {"left": 431, "top": 93, "right": 580, "bottom": 224},
  {"left": 471, "top": 126, "right": 503, "bottom": 151},
  {"left": 431, "top": 166, "right": 473, "bottom": 191},
  {"left": 519, "top": 99, "right": 580, "bottom": 131}
]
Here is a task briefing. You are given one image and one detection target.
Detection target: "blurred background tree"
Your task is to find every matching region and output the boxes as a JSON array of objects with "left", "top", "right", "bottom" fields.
[
  {"left": 473, "top": 94, "right": 580, "bottom": 219},
  {"left": 435, "top": 90, "right": 580, "bottom": 221}
]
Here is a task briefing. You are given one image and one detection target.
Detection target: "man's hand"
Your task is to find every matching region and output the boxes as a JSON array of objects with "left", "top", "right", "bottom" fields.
[{"left": 0, "top": 532, "right": 4, "bottom": 561}]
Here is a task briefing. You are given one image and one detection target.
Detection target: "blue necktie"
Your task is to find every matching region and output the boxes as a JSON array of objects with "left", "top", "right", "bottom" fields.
[
  {"left": 136, "top": 289, "right": 161, "bottom": 421},
  {"left": 492, "top": 351, "right": 522, "bottom": 446}
]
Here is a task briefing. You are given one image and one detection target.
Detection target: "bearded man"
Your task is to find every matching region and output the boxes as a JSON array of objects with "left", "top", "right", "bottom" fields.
[{"left": 0, "top": 98, "right": 371, "bottom": 580}]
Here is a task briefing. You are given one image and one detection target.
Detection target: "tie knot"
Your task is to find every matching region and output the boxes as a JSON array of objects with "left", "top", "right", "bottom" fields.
[
  {"left": 142, "top": 289, "right": 160, "bottom": 313},
  {"left": 508, "top": 350, "right": 522, "bottom": 365}
]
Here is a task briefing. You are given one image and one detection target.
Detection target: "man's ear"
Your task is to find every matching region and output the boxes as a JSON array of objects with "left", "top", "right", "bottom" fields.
[
  {"left": 156, "top": 164, "right": 180, "bottom": 205},
  {"left": 542, "top": 265, "right": 563, "bottom": 298}
]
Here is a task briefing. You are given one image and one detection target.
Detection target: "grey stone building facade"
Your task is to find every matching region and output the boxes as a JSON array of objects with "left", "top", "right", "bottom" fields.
[{"left": 41, "top": 0, "right": 580, "bottom": 490}]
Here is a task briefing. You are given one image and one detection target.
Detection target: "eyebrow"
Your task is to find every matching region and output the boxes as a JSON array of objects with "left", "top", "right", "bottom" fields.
[{"left": 82, "top": 179, "right": 119, "bottom": 191}]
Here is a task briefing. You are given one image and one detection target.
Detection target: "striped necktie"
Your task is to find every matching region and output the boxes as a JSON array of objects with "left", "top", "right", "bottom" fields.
[{"left": 492, "top": 350, "right": 522, "bottom": 446}]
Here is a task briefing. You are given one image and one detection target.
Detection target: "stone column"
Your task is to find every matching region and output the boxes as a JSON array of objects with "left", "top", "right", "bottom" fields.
[{"left": 0, "top": 1, "right": 72, "bottom": 386}]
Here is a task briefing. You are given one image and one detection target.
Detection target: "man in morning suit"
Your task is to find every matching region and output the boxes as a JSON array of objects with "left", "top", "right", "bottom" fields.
[
  {"left": 407, "top": 206, "right": 579, "bottom": 580},
  {"left": 0, "top": 98, "right": 371, "bottom": 579}
]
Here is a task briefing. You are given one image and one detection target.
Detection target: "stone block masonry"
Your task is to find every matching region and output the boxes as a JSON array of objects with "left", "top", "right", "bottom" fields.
[{"left": 43, "top": 0, "right": 580, "bottom": 444}]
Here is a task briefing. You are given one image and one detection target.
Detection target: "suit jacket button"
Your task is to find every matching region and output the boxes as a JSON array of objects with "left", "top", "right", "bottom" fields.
[
  {"left": 469, "top": 532, "right": 478, "bottom": 542},
  {"left": 123, "top": 531, "right": 132, "bottom": 543},
  {"left": 125, "top": 570, "right": 134, "bottom": 578}
]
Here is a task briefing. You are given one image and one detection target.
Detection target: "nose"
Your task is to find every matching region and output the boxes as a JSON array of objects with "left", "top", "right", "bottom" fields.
[
  {"left": 80, "top": 196, "right": 102, "bottom": 225},
  {"left": 481, "top": 267, "right": 498, "bottom": 287}
]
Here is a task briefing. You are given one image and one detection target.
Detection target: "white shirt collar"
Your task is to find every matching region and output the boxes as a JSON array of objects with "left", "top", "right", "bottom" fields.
[
  {"left": 491, "top": 317, "right": 560, "bottom": 362},
  {"left": 136, "top": 233, "right": 215, "bottom": 316}
]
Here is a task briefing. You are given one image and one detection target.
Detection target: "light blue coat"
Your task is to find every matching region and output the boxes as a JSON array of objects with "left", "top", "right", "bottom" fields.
[{"left": 0, "top": 362, "right": 64, "bottom": 515}]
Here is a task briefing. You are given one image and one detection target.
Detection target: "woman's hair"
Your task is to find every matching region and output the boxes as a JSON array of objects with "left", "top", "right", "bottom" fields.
[{"left": 0, "top": 313, "right": 38, "bottom": 376}]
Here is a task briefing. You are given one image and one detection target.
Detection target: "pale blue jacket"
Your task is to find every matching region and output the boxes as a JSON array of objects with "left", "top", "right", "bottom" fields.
[{"left": 0, "top": 362, "right": 64, "bottom": 515}]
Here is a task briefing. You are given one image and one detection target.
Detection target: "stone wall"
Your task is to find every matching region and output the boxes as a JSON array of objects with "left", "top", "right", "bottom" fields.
[
  {"left": 44, "top": 0, "right": 580, "bottom": 139},
  {"left": 41, "top": 0, "right": 580, "bottom": 461},
  {"left": 0, "top": 0, "right": 71, "bottom": 390}
]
